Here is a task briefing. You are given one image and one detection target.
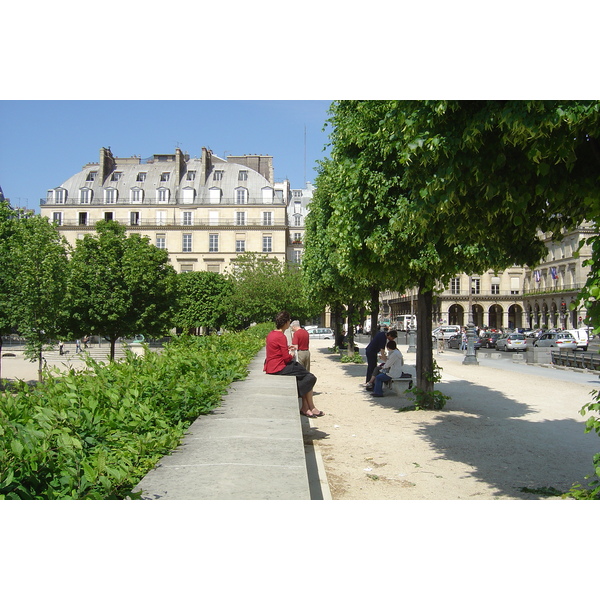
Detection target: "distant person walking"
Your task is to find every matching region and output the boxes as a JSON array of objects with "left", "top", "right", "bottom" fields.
[{"left": 290, "top": 320, "right": 311, "bottom": 371}]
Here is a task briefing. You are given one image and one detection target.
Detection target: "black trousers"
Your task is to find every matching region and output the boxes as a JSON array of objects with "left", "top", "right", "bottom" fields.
[{"left": 269, "top": 361, "right": 317, "bottom": 397}]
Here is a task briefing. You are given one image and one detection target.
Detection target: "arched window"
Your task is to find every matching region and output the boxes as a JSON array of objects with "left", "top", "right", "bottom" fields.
[
  {"left": 181, "top": 187, "right": 195, "bottom": 204},
  {"left": 104, "top": 188, "right": 118, "bottom": 204},
  {"left": 157, "top": 187, "right": 170, "bottom": 203},
  {"left": 130, "top": 187, "right": 143, "bottom": 203},
  {"left": 262, "top": 187, "right": 274, "bottom": 204},
  {"left": 209, "top": 188, "right": 221, "bottom": 204}
]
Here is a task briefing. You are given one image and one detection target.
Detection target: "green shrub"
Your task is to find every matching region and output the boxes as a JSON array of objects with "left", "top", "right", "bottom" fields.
[{"left": 0, "top": 324, "right": 272, "bottom": 499}]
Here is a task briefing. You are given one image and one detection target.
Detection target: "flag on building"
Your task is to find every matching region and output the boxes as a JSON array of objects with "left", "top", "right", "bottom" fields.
[
  {"left": 550, "top": 267, "right": 558, "bottom": 280},
  {"left": 534, "top": 270, "right": 541, "bottom": 283}
]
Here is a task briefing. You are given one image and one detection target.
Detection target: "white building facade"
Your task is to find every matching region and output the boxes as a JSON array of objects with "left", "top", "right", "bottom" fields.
[{"left": 41, "top": 147, "right": 297, "bottom": 273}]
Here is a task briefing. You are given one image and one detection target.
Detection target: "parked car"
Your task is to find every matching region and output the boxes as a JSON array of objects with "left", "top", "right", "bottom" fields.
[
  {"left": 432, "top": 325, "right": 462, "bottom": 342},
  {"left": 534, "top": 331, "right": 577, "bottom": 350},
  {"left": 308, "top": 327, "right": 334, "bottom": 340},
  {"left": 566, "top": 328, "right": 589, "bottom": 351},
  {"left": 447, "top": 334, "right": 484, "bottom": 350},
  {"left": 496, "top": 333, "right": 527, "bottom": 352},
  {"left": 482, "top": 332, "right": 502, "bottom": 348}
]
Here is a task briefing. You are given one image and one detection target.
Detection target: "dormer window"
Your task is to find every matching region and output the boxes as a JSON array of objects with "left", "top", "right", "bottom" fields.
[
  {"left": 160, "top": 172, "right": 170, "bottom": 182},
  {"left": 235, "top": 188, "right": 248, "bottom": 204},
  {"left": 111, "top": 172, "right": 122, "bottom": 181},
  {"left": 86, "top": 171, "right": 97, "bottom": 182},
  {"left": 137, "top": 172, "right": 147, "bottom": 182},
  {"left": 213, "top": 170, "right": 224, "bottom": 181},
  {"left": 186, "top": 170, "right": 196, "bottom": 181},
  {"left": 238, "top": 170, "right": 248, "bottom": 181}
]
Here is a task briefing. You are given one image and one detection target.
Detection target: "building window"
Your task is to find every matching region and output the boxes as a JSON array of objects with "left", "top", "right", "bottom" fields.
[
  {"left": 156, "top": 234, "right": 166, "bottom": 249},
  {"left": 78, "top": 212, "right": 88, "bottom": 226},
  {"left": 104, "top": 188, "right": 117, "bottom": 204},
  {"left": 79, "top": 188, "right": 92, "bottom": 204},
  {"left": 53, "top": 212, "right": 63, "bottom": 225},
  {"left": 293, "top": 233, "right": 302, "bottom": 243},
  {"left": 491, "top": 276, "right": 501, "bottom": 295},
  {"left": 186, "top": 170, "right": 196, "bottom": 181},
  {"left": 182, "top": 211, "right": 193, "bottom": 226},
  {"left": 262, "top": 235, "right": 272, "bottom": 253},
  {"left": 209, "top": 234, "right": 219, "bottom": 252},
  {"left": 236, "top": 239, "right": 246, "bottom": 252},
  {"left": 262, "top": 211, "right": 273, "bottom": 226},
  {"left": 180, "top": 264, "right": 194, "bottom": 272},
  {"left": 450, "top": 277, "right": 460, "bottom": 294},
  {"left": 236, "top": 188, "right": 248, "bottom": 204},
  {"left": 207, "top": 264, "right": 220, "bottom": 273},
  {"left": 293, "top": 214, "right": 302, "bottom": 227},
  {"left": 181, "top": 187, "right": 195, "bottom": 204},
  {"left": 209, "top": 211, "right": 219, "bottom": 225},
  {"left": 160, "top": 172, "right": 170, "bottom": 182},
  {"left": 104, "top": 212, "right": 114, "bottom": 221},
  {"left": 235, "top": 211, "right": 246, "bottom": 226},
  {"left": 238, "top": 170, "right": 248, "bottom": 181},
  {"left": 137, "top": 172, "right": 147, "bottom": 182},
  {"left": 130, "top": 188, "right": 143, "bottom": 203},
  {"left": 156, "top": 210, "right": 167, "bottom": 225},
  {"left": 293, "top": 190, "right": 302, "bottom": 198},
  {"left": 157, "top": 188, "right": 169, "bottom": 203},
  {"left": 130, "top": 212, "right": 140, "bottom": 226},
  {"left": 86, "top": 171, "right": 97, "bottom": 182},
  {"left": 54, "top": 188, "right": 66, "bottom": 204},
  {"left": 111, "top": 172, "right": 122, "bottom": 182},
  {"left": 213, "top": 170, "right": 223, "bottom": 181},
  {"left": 182, "top": 234, "right": 192, "bottom": 253},
  {"left": 262, "top": 187, "right": 273, "bottom": 204},
  {"left": 471, "top": 278, "right": 481, "bottom": 295},
  {"left": 510, "top": 277, "right": 520, "bottom": 295},
  {"left": 293, "top": 250, "right": 302, "bottom": 264}
]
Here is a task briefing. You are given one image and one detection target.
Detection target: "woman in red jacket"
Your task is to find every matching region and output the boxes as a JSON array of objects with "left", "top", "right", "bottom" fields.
[{"left": 265, "top": 310, "right": 322, "bottom": 418}]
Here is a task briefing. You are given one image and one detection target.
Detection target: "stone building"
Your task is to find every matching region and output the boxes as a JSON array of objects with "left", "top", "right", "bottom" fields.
[
  {"left": 40, "top": 147, "right": 294, "bottom": 273},
  {"left": 382, "top": 224, "right": 593, "bottom": 331}
]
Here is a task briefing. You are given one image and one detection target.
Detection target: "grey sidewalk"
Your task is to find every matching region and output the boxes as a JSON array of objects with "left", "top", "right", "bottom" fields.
[{"left": 133, "top": 349, "right": 312, "bottom": 500}]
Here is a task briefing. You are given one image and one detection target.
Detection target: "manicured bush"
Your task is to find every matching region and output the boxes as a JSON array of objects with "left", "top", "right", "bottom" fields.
[{"left": 0, "top": 324, "right": 272, "bottom": 499}]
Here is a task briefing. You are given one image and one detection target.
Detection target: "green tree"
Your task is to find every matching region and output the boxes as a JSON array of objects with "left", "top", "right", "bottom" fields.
[
  {"left": 8, "top": 212, "right": 70, "bottom": 381},
  {"left": 66, "top": 220, "right": 177, "bottom": 360},
  {"left": 223, "top": 252, "right": 318, "bottom": 330},
  {"left": 315, "top": 100, "right": 600, "bottom": 407},
  {"left": 174, "top": 270, "right": 233, "bottom": 334}
]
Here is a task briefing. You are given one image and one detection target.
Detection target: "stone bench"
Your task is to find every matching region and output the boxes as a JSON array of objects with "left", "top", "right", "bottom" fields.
[{"left": 133, "top": 349, "right": 311, "bottom": 500}]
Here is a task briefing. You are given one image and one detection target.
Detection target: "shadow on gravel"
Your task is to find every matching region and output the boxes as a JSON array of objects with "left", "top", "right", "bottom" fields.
[{"left": 323, "top": 346, "right": 597, "bottom": 499}]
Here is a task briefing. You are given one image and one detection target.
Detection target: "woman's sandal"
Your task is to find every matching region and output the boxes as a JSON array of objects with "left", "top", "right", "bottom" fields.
[
  {"left": 311, "top": 410, "right": 325, "bottom": 417},
  {"left": 300, "top": 410, "right": 317, "bottom": 418}
]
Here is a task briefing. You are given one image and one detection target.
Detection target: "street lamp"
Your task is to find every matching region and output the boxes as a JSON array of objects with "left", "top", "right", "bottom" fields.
[{"left": 463, "top": 275, "right": 479, "bottom": 365}]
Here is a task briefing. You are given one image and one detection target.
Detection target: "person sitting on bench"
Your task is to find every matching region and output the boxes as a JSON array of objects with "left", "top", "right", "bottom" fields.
[{"left": 371, "top": 340, "right": 405, "bottom": 397}]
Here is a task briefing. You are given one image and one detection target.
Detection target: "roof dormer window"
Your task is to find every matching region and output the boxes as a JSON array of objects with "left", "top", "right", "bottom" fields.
[
  {"left": 111, "top": 172, "right": 122, "bottom": 181},
  {"left": 213, "top": 170, "right": 224, "bottom": 181},
  {"left": 137, "top": 172, "right": 147, "bottom": 182},
  {"left": 238, "top": 170, "right": 248, "bottom": 181},
  {"left": 160, "top": 172, "right": 170, "bottom": 182},
  {"left": 86, "top": 171, "right": 97, "bottom": 182}
]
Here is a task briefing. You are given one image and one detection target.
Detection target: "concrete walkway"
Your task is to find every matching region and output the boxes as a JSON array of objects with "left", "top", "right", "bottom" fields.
[{"left": 132, "top": 349, "right": 313, "bottom": 500}]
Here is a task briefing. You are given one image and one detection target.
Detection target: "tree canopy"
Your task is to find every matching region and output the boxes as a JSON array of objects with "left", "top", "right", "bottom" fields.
[
  {"left": 66, "top": 220, "right": 177, "bottom": 359},
  {"left": 308, "top": 100, "right": 600, "bottom": 406}
]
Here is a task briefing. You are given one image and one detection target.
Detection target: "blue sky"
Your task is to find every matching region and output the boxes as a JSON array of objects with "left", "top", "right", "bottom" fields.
[{"left": 0, "top": 100, "right": 333, "bottom": 212}]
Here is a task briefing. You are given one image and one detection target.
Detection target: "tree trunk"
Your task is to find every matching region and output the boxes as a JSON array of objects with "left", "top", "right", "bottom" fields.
[
  {"left": 416, "top": 286, "right": 434, "bottom": 396},
  {"left": 369, "top": 286, "right": 379, "bottom": 340},
  {"left": 37, "top": 350, "right": 43, "bottom": 383},
  {"left": 110, "top": 337, "right": 116, "bottom": 361},
  {"left": 346, "top": 300, "right": 355, "bottom": 356}
]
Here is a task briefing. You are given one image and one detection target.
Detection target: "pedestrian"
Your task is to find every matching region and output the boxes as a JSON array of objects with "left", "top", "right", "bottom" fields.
[
  {"left": 461, "top": 328, "right": 467, "bottom": 350},
  {"left": 83, "top": 335, "right": 90, "bottom": 349},
  {"left": 436, "top": 332, "right": 445, "bottom": 354},
  {"left": 264, "top": 311, "right": 322, "bottom": 418},
  {"left": 290, "top": 320, "right": 311, "bottom": 371},
  {"left": 59, "top": 341, "right": 64, "bottom": 355},
  {"left": 371, "top": 340, "right": 405, "bottom": 398},
  {"left": 76, "top": 339, "right": 81, "bottom": 353},
  {"left": 365, "top": 329, "right": 398, "bottom": 383}
]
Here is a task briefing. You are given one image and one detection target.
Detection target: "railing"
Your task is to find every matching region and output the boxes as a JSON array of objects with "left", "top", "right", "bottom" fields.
[
  {"left": 54, "top": 218, "right": 288, "bottom": 227},
  {"left": 551, "top": 350, "right": 600, "bottom": 371},
  {"left": 41, "top": 197, "right": 287, "bottom": 206}
]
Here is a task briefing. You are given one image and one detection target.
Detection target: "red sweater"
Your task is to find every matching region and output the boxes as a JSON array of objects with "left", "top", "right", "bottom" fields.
[
  {"left": 292, "top": 327, "right": 309, "bottom": 351},
  {"left": 264, "top": 330, "right": 293, "bottom": 373}
]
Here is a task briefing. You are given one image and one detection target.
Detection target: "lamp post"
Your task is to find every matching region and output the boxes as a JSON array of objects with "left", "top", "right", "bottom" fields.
[{"left": 463, "top": 275, "right": 479, "bottom": 365}]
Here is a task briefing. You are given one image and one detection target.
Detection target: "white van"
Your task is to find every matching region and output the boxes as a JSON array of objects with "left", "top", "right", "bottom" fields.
[
  {"left": 566, "top": 329, "right": 589, "bottom": 351},
  {"left": 432, "top": 325, "right": 462, "bottom": 341}
]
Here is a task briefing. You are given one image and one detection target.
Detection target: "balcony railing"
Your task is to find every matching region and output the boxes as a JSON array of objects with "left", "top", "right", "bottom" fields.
[
  {"left": 54, "top": 217, "right": 288, "bottom": 228},
  {"left": 41, "top": 197, "right": 287, "bottom": 207}
]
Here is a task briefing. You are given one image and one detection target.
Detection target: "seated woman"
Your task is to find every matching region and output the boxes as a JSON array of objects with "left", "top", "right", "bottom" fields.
[
  {"left": 264, "top": 310, "right": 322, "bottom": 418},
  {"left": 370, "top": 340, "right": 404, "bottom": 397}
]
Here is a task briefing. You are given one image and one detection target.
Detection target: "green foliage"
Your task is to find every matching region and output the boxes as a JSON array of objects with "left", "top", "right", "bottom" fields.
[
  {"left": 406, "top": 360, "right": 449, "bottom": 410},
  {"left": 66, "top": 220, "right": 177, "bottom": 359},
  {"left": 340, "top": 352, "right": 364, "bottom": 364},
  {"left": 223, "top": 252, "right": 319, "bottom": 329},
  {"left": 174, "top": 270, "right": 233, "bottom": 333},
  {"left": 566, "top": 392, "right": 600, "bottom": 500},
  {"left": 0, "top": 324, "right": 271, "bottom": 499}
]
